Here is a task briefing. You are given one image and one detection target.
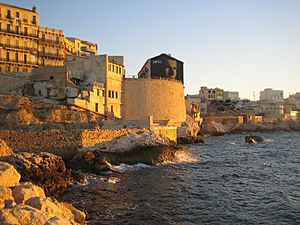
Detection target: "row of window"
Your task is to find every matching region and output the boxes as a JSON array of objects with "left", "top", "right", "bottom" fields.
[
  {"left": 96, "top": 89, "right": 105, "bottom": 97},
  {"left": 108, "top": 90, "right": 119, "bottom": 99},
  {"left": 0, "top": 65, "right": 30, "bottom": 73},
  {"left": 108, "top": 64, "right": 123, "bottom": 74},
  {"left": 1, "top": 9, "right": 37, "bottom": 24},
  {"left": 1, "top": 52, "right": 28, "bottom": 63}
]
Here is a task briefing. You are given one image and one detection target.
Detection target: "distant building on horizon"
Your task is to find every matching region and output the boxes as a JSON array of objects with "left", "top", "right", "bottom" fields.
[{"left": 260, "top": 88, "right": 283, "bottom": 102}]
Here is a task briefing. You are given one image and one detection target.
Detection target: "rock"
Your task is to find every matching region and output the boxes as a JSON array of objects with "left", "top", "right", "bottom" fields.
[
  {"left": 177, "top": 135, "right": 205, "bottom": 144},
  {"left": 44, "top": 216, "right": 76, "bottom": 225},
  {"left": 0, "top": 204, "right": 52, "bottom": 225},
  {"left": 177, "top": 115, "right": 200, "bottom": 142},
  {"left": 0, "top": 140, "right": 13, "bottom": 157},
  {"left": 0, "top": 152, "right": 72, "bottom": 196},
  {"left": 12, "top": 182, "right": 45, "bottom": 204},
  {"left": 0, "top": 162, "right": 21, "bottom": 187},
  {"left": 245, "top": 135, "right": 264, "bottom": 144},
  {"left": 26, "top": 197, "right": 86, "bottom": 224},
  {"left": 56, "top": 202, "right": 86, "bottom": 224},
  {"left": 69, "top": 131, "right": 189, "bottom": 172},
  {"left": 0, "top": 187, "right": 14, "bottom": 209}
]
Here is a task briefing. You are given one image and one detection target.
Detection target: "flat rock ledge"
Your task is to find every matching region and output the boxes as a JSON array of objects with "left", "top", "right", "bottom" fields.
[
  {"left": 0, "top": 152, "right": 73, "bottom": 196},
  {"left": 0, "top": 162, "right": 86, "bottom": 225},
  {"left": 69, "top": 131, "right": 190, "bottom": 174}
]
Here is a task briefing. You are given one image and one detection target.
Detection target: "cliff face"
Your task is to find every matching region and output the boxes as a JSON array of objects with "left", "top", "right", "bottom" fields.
[{"left": 0, "top": 93, "right": 104, "bottom": 130}]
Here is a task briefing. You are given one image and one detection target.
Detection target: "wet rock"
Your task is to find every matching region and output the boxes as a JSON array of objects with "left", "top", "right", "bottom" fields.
[
  {"left": 177, "top": 135, "right": 205, "bottom": 144},
  {"left": 0, "top": 152, "right": 72, "bottom": 196},
  {"left": 70, "top": 131, "right": 189, "bottom": 172},
  {"left": 0, "top": 162, "right": 21, "bottom": 187},
  {"left": 245, "top": 135, "right": 264, "bottom": 143},
  {"left": 0, "top": 140, "right": 13, "bottom": 157},
  {"left": 12, "top": 182, "right": 45, "bottom": 204}
]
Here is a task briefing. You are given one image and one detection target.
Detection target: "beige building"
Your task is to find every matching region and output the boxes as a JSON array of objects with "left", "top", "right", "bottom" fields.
[
  {"left": 38, "top": 26, "right": 64, "bottom": 67},
  {"left": 64, "top": 37, "right": 98, "bottom": 59},
  {"left": 67, "top": 82, "right": 105, "bottom": 114},
  {"left": 67, "top": 54, "right": 124, "bottom": 118},
  {"left": 199, "top": 86, "right": 225, "bottom": 102},
  {"left": 122, "top": 78, "right": 186, "bottom": 127},
  {"left": 260, "top": 88, "right": 283, "bottom": 102},
  {"left": 0, "top": 3, "right": 39, "bottom": 73}
]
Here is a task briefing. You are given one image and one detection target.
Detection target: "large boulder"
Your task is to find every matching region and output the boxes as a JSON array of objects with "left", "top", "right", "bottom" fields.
[
  {"left": 177, "top": 115, "right": 201, "bottom": 144},
  {"left": 0, "top": 187, "right": 14, "bottom": 209},
  {"left": 0, "top": 162, "right": 21, "bottom": 187},
  {"left": 0, "top": 152, "right": 72, "bottom": 196},
  {"left": 12, "top": 182, "right": 45, "bottom": 204},
  {"left": 69, "top": 131, "right": 188, "bottom": 173},
  {"left": 245, "top": 135, "right": 264, "bottom": 144},
  {"left": 25, "top": 197, "right": 85, "bottom": 223},
  {"left": 0, "top": 204, "right": 52, "bottom": 225},
  {"left": 0, "top": 140, "right": 13, "bottom": 157}
]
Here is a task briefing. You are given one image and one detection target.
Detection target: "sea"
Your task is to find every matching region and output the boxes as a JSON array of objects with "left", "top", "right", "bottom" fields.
[{"left": 60, "top": 131, "right": 300, "bottom": 225}]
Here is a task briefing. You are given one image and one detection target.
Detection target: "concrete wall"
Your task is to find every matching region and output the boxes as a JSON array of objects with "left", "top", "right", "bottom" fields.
[
  {"left": 0, "top": 73, "right": 29, "bottom": 95},
  {"left": 122, "top": 78, "right": 186, "bottom": 126}
]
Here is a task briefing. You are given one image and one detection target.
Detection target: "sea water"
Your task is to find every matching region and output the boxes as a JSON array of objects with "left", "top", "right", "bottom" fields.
[{"left": 60, "top": 131, "right": 300, "bottom": 224}]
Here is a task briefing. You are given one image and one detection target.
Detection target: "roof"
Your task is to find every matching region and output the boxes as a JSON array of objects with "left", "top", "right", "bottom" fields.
[
  {"left": 0, "top": 2, "right": 38, "bottom": 13},
  {"left": 150, "top": 53, "right": 184, "bottom": 63}
]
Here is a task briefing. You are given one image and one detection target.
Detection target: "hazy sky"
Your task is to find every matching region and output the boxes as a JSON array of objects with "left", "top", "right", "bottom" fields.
[{"left": 4, "top": 0, "right": 300, "bottom": 99}]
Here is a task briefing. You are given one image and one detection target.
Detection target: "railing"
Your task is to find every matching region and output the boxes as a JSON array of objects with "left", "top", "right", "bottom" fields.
[
  {"left": 0, "top": 43, "right": 37, "bottom": 52},
  {"left": 0, "top": 29, "right": 38, "bottom": 39},
  {"left": 0, "top": 58, "right": 38, "bottom": 66},
  {"left": 39, "top": 39, "right": 63, "bottom": 46},
  {"left": 39, "top": 52, "right": 64, "bottom": 58}
]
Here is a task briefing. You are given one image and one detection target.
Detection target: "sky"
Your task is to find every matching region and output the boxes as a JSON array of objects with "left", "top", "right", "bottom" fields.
[{"left": 4, "top": 0, "right": 300, "bottom": 99}]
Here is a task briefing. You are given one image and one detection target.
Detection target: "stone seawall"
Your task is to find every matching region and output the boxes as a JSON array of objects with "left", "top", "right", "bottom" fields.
[{"left": 0, "top": 129, "right": 145, "bottom": 159}]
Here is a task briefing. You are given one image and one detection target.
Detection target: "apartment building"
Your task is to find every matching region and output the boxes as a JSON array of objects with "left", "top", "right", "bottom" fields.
[
  {"left": 260, "top": 88, "right": 283, "bottom": 102},
  {"left": 0, "top": 3, "right": 39, "bottom": 73},
  {"left": 64, "top": 37, "right": 98, "bottom": 59}
]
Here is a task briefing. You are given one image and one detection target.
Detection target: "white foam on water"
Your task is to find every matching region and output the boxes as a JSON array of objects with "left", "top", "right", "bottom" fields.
[
  {"left": 264, "top": 138, "right": 274, "bottom": 142},
  {"left": 111, "top": 163, "right": 152, "bottom": 172},
  {"left": 171, "top": 150, "right": 198, "bottom": 164},
  {"left": 107, "top": 177, "right": 120, "bottom": 184}
]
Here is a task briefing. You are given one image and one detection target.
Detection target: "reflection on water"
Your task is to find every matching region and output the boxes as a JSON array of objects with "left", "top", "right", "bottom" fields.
[{"left": 61, "top": 132, "right": 300, "bottom": 224}]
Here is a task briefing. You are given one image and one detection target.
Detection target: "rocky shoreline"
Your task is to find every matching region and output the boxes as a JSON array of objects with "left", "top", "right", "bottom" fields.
[
  {"left": 203, "top": 121, "right": 300, "bottom": 136},
  {"left": 0, "top": 129, "right": 191, "bottom": 224}
]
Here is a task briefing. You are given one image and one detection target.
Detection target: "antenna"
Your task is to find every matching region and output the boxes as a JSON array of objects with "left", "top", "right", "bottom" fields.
[{"left": 253, "top": 91, "right": 255, "bottom": 101}]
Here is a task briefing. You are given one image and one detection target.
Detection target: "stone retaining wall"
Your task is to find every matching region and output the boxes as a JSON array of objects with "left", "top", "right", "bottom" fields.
[{"left": 0, "top": 129, "right": 145, "bottom": 158}]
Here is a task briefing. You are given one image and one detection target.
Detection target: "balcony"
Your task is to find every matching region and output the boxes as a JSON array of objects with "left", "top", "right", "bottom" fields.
[
  {"left": 39, "top": 52, "right": 65, "bottom": 59},
  {"left": 0, "top": 28, "right": 38, "bottom": 39},
  {"left": 0, "top": 58, "right": 38, "bottom": 67},
  {"left": 39, "top": 39, "right": 63, "bottom": 47},
  {"left": 0, "top": 43, "right": 37, "bottom": 52},
  {"left": 81, "top": 46, "right": 95, "bottom": 53}
]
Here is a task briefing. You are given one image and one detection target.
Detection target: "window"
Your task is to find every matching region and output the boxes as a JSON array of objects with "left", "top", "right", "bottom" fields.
[
  {"left": 97, "top": 89, "right": 100, "bottom": 96},
  {"left": 15, "top": 53, "right": 18, "bottom": 62},
  {"left": 32, "top": 16, "right": 37, "bottom": 24},
  {"left": 7, "top": 66, "right": 10, "bottom": 73},
  {"left": 102, "top": 90, "right": 105, "bottom": 97},
  {"left": 116, "top": 92, "right": 118, "bottom": 99},
  {"left": 16, "top": 12, "right": 20, "bottom": 18},
  {"left": 7, "top": 10, "right": 11, "bottom": 19},
  {"left": 24, "top": 27, "right": 28, "bottom": 35},
  {"left": 56, "top": 36, "right": 59, "bottom": 44},
  {"left": 111, "top": 105, "right": 114, "bottom": 112},
  {"left": 208, "top": 90, "right": 211, "bottom": 94},
  {"left": 112, "top": 91, "right": 114, "bottom": 98},
  {"left": 42, "top": 59, "right": 45, "bottom": 66},
  {"left": 6, "top": 52, "right": 10, "bottom": 61},
  {"left": 95, "top": 103, "right": 99, "bottom": 112},
  {"left": 56, "top": 49, "right": 59, "bottom": 56},
  {"left": 112, "top": 65, "right": 114, "bottom": 72},
  {"left": 42, "top": 46, "right": 45, "bottom": 54},
  {"left": 108, "top": 90, "right": 111, "bottom": 98},
  {"left": 24, "top": 54, "right": 27, "bottom": 63},
  {"left": 15, "top": 26, "right": 19, "bottom": 34},
  {"left": 42, "top": 34, "right": 45, "bottom": 41},
  {"left": 7, "top": 24, "right": 10, "bottom": 32}
]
